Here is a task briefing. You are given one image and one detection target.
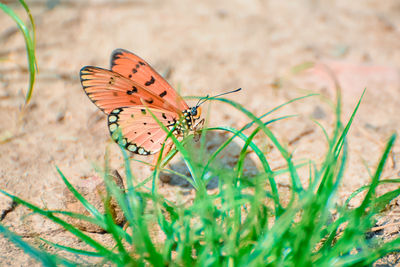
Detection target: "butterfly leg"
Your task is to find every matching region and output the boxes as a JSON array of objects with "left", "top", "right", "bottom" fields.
[{"left": 193, "top": 118, "right": 205, "bottom": 142}]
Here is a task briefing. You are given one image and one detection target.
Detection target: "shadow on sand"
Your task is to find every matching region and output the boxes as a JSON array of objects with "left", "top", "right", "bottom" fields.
[{"left": 159, "top": 131, "right": 259, "bottom": 190}]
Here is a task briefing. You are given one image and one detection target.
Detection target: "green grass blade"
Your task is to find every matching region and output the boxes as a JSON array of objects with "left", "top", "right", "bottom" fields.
[
  {"left": 40, "top": 237, "right": 103, "bottom": 257},
  {"left": 333, "top": 89, "right": 366, "bottom": 158},
  {"left": 0, "top": 189, "right": 122, "bottom": 263},
  {"left": 211, "top": 97, "right": 303, "bottom": 193},
  {"left": 48, "top": 210, "right": 107, "bottom": 229},
  {"left": 199, "top": 93, "right": 313, "bottom": 181},
  {"left": 56, "top": 166, "right": 104, "bottom": 222},
  {"left": 101, "top": 152, "right": 131, "bottom": 260},
  {"left": 103, "top": 201, "right": 131, "bottom": 262},
  {"left": 108, "top": 148, "right": 165, "bottom": 265},
  {"left": 333, "top": 237, "right": 400, "bottom": 266},
  {"left": 241, "top": 93, "right": 317, "bottom": 130},
  {"left": 0, "top": 223, "right": 73, "bottom": 266},
  {"left": 357, "top": 133, "right": 396, "bottom": 213},
  {"left": 323, "top": 134, "right": 397, "bottom": 263},
  {"left": 345, "top": 178, "right": 400, "bottom": 207},
  {"left": 18, "top": 0, "right": 36, "bottom": 48},
  {"left": 311, "top": 119, "right": 330, "bottom": 145},
  {"left": 0, "top": 2, "right": 37, "bottom": 104},
  {"left": 235, "top": 115, "right": 296, "bottom": 180},
  {"left": 51, "top": 209, "right": 131, "bottom": 243},
  {"left": 374, "top": 187, "right": 400, "bottom": 212},
  {"left": 207, "top": 126, "right": 282, "bottom": 214}
]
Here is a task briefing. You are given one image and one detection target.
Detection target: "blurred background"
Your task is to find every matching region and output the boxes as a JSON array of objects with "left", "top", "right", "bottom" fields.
[{"left": 1, "top": 0, "right": 400, "bottom": 264}]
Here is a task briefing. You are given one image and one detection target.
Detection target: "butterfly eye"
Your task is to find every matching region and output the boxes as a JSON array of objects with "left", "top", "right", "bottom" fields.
[{"left": 192, "top": 107, "right": 201, "bottom": 119}]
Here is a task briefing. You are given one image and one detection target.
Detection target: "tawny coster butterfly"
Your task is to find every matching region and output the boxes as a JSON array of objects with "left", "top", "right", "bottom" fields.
[{"left": 80, "top": 49, "right": 240, "bottom": 156}]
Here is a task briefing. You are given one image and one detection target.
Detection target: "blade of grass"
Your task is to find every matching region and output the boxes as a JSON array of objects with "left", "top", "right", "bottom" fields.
[
  {"left": 210, "top": 97, "right": 303, "bottom": 194},
  {"left": 333, "top": 89, "right": 366, "bottom": 159},
  {"left": 18, "top": 0, "right": 36, "bottom": 47},
  {"left": 345, "top": 178, "right": 400, "bottom": 207},
  {"left": 40, "top": 238, "right": 103, "bottom": 257},
  {"left": 207, "top": 126, "right": 282, "bottom": 214},
  {"left": 357, "top": 133, "right": 396, "bottom": 213},
  {"left": 200, "top": 94, "right": 315, "bottom": 180},
  {"left": 0, "top": 189, "right": 122, "bottom": 263},
  {"left": 0, "top": 223, "right": 73, "bottom": 266},
  {"left": 235, "top": 115, "right": 297, "bottom": 180},
  {"left": 0, "top": 2, "right": 37, "bottom": 104},
  {"left": 56, "top": 166, "right": 104, "bottom": 222},
  {"left": 324, "top": 133, "right": 397, "bottom": 262},
  {"left": 333, "top": 237, "right": 400, "bottom": 266},
  {"left": 373, "top": 187, "right": 400, "bottom": 212},
  {"left": 108, "top": 146, "right": 165, "bottom": 265}
]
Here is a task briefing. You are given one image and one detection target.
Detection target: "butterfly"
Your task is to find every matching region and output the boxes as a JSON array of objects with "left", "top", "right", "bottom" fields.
[
  {"left": 80, "top": 49, "right": 241, "bottom": 158},
  {"left": 80, "top": 49, "right": 206, "bottom": 157}
]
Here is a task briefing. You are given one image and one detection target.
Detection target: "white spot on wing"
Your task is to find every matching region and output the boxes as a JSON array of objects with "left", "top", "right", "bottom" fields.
[
  {"left": 118, "top": 138, "right": 127, "bottom": 146},
  {"left": 109, "top": 115, "right": 117, "bottom": 123},
  {"left": 109, "top": 123, "right": 118, "bottom": 132},
  {"left": 128, "top": 144, "right": 137, "bottom": 152}
]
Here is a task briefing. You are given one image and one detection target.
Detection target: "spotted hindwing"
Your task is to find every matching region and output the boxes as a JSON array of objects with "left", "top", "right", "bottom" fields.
[
  {"left": 110, "top": 49, "right": 188, "bottom": 112},
  {"left": 107, "top": 106, "right": 179, "bottom": 155}
]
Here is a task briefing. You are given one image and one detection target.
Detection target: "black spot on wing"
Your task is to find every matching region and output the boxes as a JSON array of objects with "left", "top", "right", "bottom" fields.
[
  {"left": 139, "top": 61, "right": 146, "bottom": 66},
  {"left": 162, "top": 113, "right": 167, "bottom": 119},
  {"left": 145, "top": 98, "right": 154, "bottom": 104},
  {"left": 108, "top": 77, "right": 115, "bottom": 85},
  {"left": 127, "top": 86, "right": 138, "bottom": 95},
  {"left": 145, "top": 76, "right": 155, "bottom": 86},
  {"left": 159, "top": 90, "right": 167, "bottom": 97}
]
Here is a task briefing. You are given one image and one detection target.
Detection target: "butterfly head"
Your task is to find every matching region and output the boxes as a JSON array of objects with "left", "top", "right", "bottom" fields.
[
  {"left": 179, "top": 88, "right": 242, "bottom": 134},
  {"left": 190, "top": 106, "right": 201, "bottom": 120}
]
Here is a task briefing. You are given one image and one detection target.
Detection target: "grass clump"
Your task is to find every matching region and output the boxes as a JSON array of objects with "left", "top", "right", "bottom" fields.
[{"left": 1, "top": 88, "right": 400, "bottom": 266}]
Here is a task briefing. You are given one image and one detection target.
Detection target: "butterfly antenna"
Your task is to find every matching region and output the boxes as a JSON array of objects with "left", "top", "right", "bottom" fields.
[
  {"left": 195, "top": 94, "right": 209, "bottom": 107},
  {"left": 196, "top": 88, "right": 242, "bottom": 107}
]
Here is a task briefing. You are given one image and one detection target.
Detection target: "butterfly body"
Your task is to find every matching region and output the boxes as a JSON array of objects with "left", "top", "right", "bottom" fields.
[{"left": 80, "top": 49, "right": 201, "bottom": 155}]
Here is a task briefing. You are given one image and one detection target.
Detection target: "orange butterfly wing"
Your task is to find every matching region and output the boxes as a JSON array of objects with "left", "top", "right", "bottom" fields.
[
  {"left": 108, "top": 107, "right": 178, "bottom": 155},
  {"left": 110, "top": 49, "right": 188, "bottom": 112},
  {"left": 80, "top": 66, "right": 181, "bottom": 114}
]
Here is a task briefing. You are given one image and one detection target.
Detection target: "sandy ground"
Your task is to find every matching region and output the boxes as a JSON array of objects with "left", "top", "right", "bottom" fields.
[{"left": 1, "top": 0, "right": 400, "bottom": 265}]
